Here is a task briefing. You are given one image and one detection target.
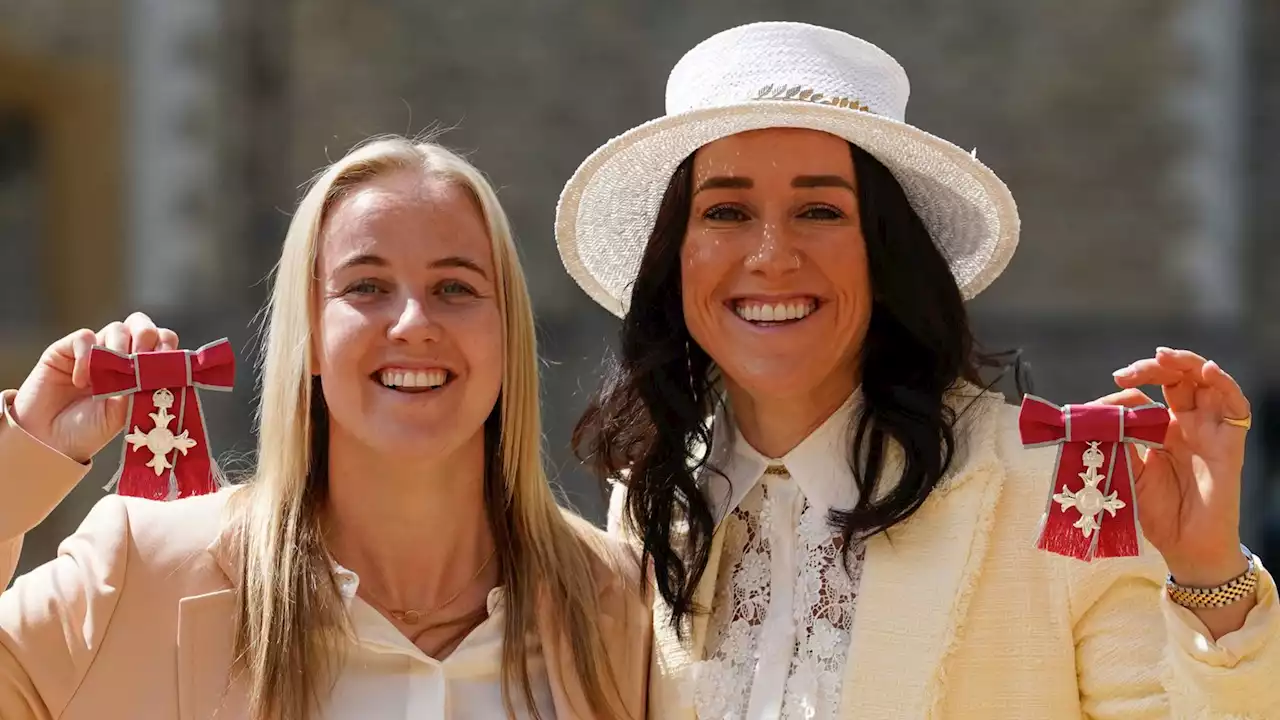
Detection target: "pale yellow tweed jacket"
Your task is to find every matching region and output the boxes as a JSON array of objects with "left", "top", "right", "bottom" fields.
[{"left": 608, "top": 391, "right": 1280, "bottom": 719}]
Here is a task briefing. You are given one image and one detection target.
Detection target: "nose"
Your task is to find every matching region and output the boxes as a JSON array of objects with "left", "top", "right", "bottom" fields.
[
  {"left": 743, "top": 220, "right": 802, "bottom": 277},
  {"left": 387, "top": 296, "right": 441, "bottom": 344}
]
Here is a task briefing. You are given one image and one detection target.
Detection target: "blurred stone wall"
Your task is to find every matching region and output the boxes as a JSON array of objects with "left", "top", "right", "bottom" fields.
[
  {"left": 1, "top": 0, "right": 127, "bottom": 578},
  {"left": 1246, "top": 0, "right": 1280, "bottom": 552}
]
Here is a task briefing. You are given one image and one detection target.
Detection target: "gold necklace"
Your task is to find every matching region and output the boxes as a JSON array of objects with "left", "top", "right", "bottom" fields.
[{"left": 359, "top": 548, "right": 497, "bottom": 626}]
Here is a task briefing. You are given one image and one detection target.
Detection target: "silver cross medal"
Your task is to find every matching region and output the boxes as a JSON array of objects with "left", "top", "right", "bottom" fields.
[
  {"left": 124, "top": 388, "right": 198, "bottom": 475},
  {"left": 1051, "top": 441, "right": 1126, "bottom": 538}
]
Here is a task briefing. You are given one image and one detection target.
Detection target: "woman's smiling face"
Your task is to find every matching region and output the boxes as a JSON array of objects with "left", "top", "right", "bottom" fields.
[{"left": 680, "top": 128, "right": 871, "bottom": 404}]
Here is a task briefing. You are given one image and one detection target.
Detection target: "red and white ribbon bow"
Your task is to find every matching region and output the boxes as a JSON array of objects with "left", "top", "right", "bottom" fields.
[
  {"left": 88, "top": 338, "right": 235, "bottom": 500},
  {"left": 1018, "top": 394, "right": 1169, "bottom": 561}
]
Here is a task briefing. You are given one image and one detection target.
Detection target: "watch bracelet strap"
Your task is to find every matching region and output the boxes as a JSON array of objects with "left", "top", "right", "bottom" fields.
[{"left": 1166, "top": 550, "right": 1259, "bottom": 609}]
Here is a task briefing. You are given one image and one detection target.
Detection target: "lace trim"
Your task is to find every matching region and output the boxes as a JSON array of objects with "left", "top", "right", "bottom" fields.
[{"left": 696, "top": 480, "right": 864, "bottom": 720}]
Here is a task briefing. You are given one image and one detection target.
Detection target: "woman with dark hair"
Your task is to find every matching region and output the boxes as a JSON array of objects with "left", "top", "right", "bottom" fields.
[{"left": 556, "top": 22, "right": 1278, "bottom": 719}]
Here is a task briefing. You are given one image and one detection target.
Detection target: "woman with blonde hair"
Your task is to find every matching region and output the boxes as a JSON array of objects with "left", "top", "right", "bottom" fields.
[{"left": 0, "top": 135, "right": 649, "bottom": 719}]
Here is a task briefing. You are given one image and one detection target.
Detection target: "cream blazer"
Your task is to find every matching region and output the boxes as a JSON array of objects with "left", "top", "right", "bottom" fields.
[
  {"left": 0, "top": 389, "right": 651, "bottom": 720},
  {"left": 609, "top": 391, "right": 1280, "bottom": 719}
]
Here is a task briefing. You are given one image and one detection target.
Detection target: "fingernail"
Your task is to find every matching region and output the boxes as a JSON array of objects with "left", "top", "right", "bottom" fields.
[
  {"left": 1156, "top": 346, "right": 1173, "bottom": 354},
  {"left": 1113, "top": 366, "right": 1133, "bottom": 377}
]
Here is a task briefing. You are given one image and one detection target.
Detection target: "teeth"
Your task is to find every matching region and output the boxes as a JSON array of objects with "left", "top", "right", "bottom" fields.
[
  {"left": 379, "top": 369, "right": 448, "bottom": 388},
  {"left": 734, "top": 300, "right": 816, "bottom": 323}
]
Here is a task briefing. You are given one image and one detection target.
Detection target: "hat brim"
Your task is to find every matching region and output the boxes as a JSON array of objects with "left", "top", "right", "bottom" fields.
[{"left": 556, "top": 100, "right": 1020, "bottom": 317}]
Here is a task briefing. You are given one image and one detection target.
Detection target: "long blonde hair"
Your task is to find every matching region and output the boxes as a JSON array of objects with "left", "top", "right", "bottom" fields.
[{"left": 228, "top": 135, "right": 623, "bottom": 719}]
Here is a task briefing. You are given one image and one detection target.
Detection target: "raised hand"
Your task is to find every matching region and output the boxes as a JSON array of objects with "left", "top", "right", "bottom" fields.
[
  {"left": 1106, "top": 347, "right": 1252, "bottom": 586},
  {"left": 10, "top": 312, "right": 179, "bottom": 464}
]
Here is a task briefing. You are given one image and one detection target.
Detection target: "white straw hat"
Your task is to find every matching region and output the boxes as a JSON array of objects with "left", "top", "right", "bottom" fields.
[{"left": 555, "top": 21, "right": 1020, "bottom": 317}]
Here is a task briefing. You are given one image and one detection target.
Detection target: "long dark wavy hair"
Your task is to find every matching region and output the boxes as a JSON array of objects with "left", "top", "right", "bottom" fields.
[{"left": 572, "top": 141, "right": 1025, "bottom": 633}]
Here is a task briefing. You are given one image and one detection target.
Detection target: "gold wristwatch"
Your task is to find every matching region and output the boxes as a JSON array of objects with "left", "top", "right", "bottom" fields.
[{"left": 1166, "top": 544, "right": 1259, "bottom": 609}]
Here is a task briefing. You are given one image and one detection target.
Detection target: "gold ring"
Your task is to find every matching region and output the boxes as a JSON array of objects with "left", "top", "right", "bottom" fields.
[{"left": 1223, "top": 415, "right": 1252, "bottom": 430}]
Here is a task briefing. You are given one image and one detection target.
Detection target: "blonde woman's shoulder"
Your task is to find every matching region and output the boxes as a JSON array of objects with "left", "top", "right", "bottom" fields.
[
  {"left": 559, "top": 508, "right": 647, "bottom": 598},
  {"left": 98, "top": 485, "right": 244, "bottom": 592}
]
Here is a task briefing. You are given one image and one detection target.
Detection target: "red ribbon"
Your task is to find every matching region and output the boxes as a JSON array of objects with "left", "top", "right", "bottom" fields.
[
  {"left": 88, "top": 338, "right": 235, "bottom": 500},
  {"left": 1018, "top": 394, "right": 1169, "bottom": 561}
]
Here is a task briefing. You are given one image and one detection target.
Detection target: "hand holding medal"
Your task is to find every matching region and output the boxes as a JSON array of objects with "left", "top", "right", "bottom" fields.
[
  {"left": 1020, "top": 347, "right": 1255, "bottom": 612},
  {"left": 1107, "top": 347, "right": 1253, "bottom": 586},
  {"left": 10, "top": 312, "right": 234, "bottom": 501}
]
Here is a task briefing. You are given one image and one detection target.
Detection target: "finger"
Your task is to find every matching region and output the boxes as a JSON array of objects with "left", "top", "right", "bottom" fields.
[
  {"left": 157, "top": 328, "right": 180, "bottom": 351},
  {"left": 1156, "top": 346, "right": 1208, "bottom": 365},
  {"left": 1113, "top": 359, "right": 1187, "bottom": 388},
  {"left": 1092, "top": 388, "right": 1156, "bottom": 408},
  {"left": 1154, "top": 347, "right": 1208, "bottom": 382},
  {"left": 1203, "top": 360, "right": 1251, "bottom": 421},
  {"left": 65, "top": 329, "right": 98, "bottom": 390},
  {"left": 100, "top": 321, "right": 130, "bottom": 355},
  {"left": 1162, "top": 378, "right": 1197, "bottom": 413},
  {"left": 124, "top": 312, "right": 161, "bottom": 354}
]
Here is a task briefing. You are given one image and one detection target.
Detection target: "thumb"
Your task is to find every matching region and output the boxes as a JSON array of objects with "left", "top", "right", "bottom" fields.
[
  {"left": 1133, "top": 446, "right": 1176, "bottom": 492},
  {"left": 102, "top": 394, "right": 130, "bottom": 435},
  {"left": 1125, "top": 442, "right": 1147, "bottom": 478}
]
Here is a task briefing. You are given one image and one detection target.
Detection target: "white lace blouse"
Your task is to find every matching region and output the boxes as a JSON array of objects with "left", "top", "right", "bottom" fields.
[{"left": 694, "top": 393, "right": 864, "bottom": 720}]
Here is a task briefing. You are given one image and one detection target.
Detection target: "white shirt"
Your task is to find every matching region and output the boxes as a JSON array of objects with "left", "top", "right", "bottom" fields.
[
  {"left": 693, "top": 392, "right": 864, "bottom": 720},
  {"left": 326, "top": 564, "right": 557, "bottom": 719}
]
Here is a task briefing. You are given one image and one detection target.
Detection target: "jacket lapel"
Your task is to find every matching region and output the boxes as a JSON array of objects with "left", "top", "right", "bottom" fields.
[
  {"left": 177, "top": 514, "right": 245, "bottom": 720},
  {"left": 177, "top": 589, "right": 245, "bottom": 720},
  {"left": 649, "top": 522, "right": 726, "bottom": 720},
  {"left": 836, "top": 397, "right": 1007, "bottom": 720}
]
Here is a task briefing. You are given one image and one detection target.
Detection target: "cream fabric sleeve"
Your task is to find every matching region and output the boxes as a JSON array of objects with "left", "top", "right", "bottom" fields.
[{"left": 1070, "top": 540, "right": 1280, "bottom": 718}]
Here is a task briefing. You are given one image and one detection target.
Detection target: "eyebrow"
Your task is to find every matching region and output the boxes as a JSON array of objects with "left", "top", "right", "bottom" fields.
[
  {"left": 333, "top": 253, "right": 489, "bottom": 279},
  {"left": 430, "top": 255, "right": 489, "bottom": 279},
  {"left": 792, "top": 175, "right": 855, "bottom": 191},
  {"left": 333, "top": 253, "right": 389, "bottom": 273},
  {"left": 693, "top": 174, "right": 855, "bottom": 193},
  {"left": 695, "top": 176, "right": 753, "bottom": 193}
]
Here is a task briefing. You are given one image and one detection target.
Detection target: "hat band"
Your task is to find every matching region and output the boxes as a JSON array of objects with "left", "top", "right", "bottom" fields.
[{"left": 751, "top": 83, "right": 874, "bottom": 113}]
